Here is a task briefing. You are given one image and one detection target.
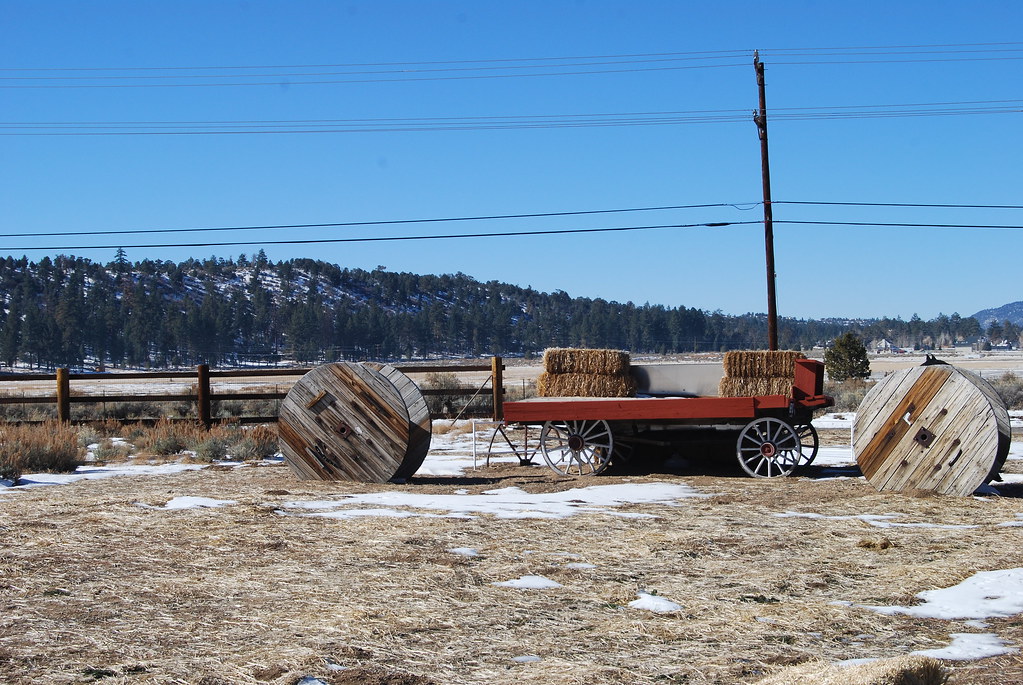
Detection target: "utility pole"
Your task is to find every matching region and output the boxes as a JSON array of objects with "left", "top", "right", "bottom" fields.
[{"left": 753, "top": 50, "right": 779, "bottom": 351}]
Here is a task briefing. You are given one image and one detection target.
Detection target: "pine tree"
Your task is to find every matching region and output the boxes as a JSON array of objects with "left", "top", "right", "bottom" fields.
[{"left": 824, "top": 333, "right": 871, "bottom": 381}]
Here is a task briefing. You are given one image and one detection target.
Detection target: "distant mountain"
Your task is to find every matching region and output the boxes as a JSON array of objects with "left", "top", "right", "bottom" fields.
[{"left": 972, "top": 302, "right": 1023, "bottom": 327}]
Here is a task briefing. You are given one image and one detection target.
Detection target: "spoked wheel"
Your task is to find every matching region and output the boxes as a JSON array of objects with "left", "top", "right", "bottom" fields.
[
  {"left": 793, "top": 423, "right": 819, "bottom": 467},
  {"left": 540, "top": 420, "right": 614, "bottom": 476},
  {"left": 736, "top": 417, "right": 802, "bottom": 478},
  {"left": 486, "top": 424, "right": 540, "bottom": 466}
]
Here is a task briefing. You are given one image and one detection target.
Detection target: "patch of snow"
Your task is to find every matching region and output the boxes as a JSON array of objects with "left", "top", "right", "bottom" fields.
[
  {"left": 492, "top": 575, "right": 562, "bottom": 589},
  {"left": 811, "top": 446, "right": 857, "bottom": 467},
  {"left": 511, "top": 655, "right": 541, "bottom": 663},
  {"left": 565, "top": 562, "right": 596, "bottom": 569},
  {"left": 277, "top": 482, "right": 705, "bottom": 520},
  {"left": 814, "top": 413, "right": 854, "bottom": 429},
  {"left": 628, "top": 592, "right": 682, "bottom": 613},
  {"left": 912, "top": 632, "right": 1018, "bottom": 661},
  {"left": 861, "top": 568, "right": 1023, "bottom": 620},
  {"left": 283, "top": 507, "right": 456, "bottom": 520},
  {"left": 4, "top": 462, "right": 206, "bottom": 490},
  {"left": 998, "top": 514, "right": 1023, "bottom": 527},
  {"left": 448, "top": 547, "right": 479, "bottom": 557}
]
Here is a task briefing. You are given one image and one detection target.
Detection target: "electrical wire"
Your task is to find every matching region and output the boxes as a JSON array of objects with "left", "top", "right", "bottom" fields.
[
  {"left": 0, "top": 61, "right": 750, "bottom": 89},
  {"left": 0, "top": 220, "right": 757, "bottom": 253},
  {"left": 4, "top": 99, "right": 1019, "bottom": 135},
  {"left": 0, "top": 203, "right": 756, "bottom": 239},
  {"left": 776, "top": 220, "right": 1023, "bottom": 230},
  {"left": 6, "top": 41, "right": 1020, "bottom": 73},
  {"left": 775, "top": 200, "right": 1023, "bottom": 210}
]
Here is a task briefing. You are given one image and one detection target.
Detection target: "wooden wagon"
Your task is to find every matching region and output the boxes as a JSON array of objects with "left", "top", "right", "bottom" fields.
[{"left": 499, "top": 359, "right": 834, "bottom": 478}]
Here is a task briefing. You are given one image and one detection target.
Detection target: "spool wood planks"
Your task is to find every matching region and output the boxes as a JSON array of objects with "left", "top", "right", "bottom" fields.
[
  {"left": 853, "top": 363, "right": 1010, "bottom": 496},
  {"left": 278, "top": 362, "right": 432, "bottom": 482}
]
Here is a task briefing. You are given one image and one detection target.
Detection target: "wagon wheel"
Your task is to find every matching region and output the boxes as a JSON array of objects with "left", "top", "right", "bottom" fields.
[
  {"left": 486, "top": 423, "right": 540, "bottom": 466},
  {"left": 540, "top": 420, "right": 614, "bottom": 476},
  {"left": 736, "top": 417, "right": 802, "bottom": 478},
  {"left": 793, "top": 423, "right": 819, "bottom": 467}
]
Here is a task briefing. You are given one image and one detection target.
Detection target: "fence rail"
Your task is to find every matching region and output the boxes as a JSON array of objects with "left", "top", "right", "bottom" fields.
[{"left": 0, "top": 357, "right": 506, "bottom": 426}]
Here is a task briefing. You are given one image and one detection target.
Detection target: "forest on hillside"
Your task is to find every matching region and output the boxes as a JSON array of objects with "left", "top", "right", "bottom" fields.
[{"left": 0, "top": 252, "right": 993, "bottom": 370}]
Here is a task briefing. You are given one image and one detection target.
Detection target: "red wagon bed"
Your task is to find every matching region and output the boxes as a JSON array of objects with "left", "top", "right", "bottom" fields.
[{"left": 500, "top": 359, "right": 834, "bottom": 478}]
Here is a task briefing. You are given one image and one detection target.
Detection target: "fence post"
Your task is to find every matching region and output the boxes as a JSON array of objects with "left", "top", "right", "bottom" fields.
[
  {"left": 56, "top": 368, "right": 70, "bottom": 423},
  {"left": 491, "top": 356, "right": 503, "bottom": 421},
  {"left": 197, "top": 364, "right": 212, "bottom": 429}
]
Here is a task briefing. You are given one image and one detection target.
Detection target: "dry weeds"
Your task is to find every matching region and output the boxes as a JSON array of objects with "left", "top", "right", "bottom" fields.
[{"left": 0, "top": 457, "right": 1021, "bottom": 684}]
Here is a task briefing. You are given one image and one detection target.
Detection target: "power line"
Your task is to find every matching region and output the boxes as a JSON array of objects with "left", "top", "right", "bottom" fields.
[
  {"left": 0, "top": 220, "right": 757, "bottom": 253},
  {"left": 0, "top": 202, "right": 756, "bottom": 239},
  {"left": 776, "top": 220, "right": 1023, "bottom": 229},
  {"left": 6, "top": 41, "right": 1020, "bottom": 72},
  {"left": 0, "top": 61, "right": 750, "bottom": 89},
  {"left": 4, "top": 99, "right": 1019, "bottom": 136},
  {"left": 776, "top": 200, "right": 1023, "bottom": 210}
]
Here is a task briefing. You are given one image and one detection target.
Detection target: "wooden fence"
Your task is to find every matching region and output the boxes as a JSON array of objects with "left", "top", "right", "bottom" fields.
[{"left": 0, "top": 357, "right": 506, "bottom": 426}]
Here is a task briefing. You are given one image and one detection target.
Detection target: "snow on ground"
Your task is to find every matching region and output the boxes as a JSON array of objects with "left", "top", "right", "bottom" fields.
[
  {"left": 275, "top": 482, "right": 707, "bottom": 520},
  {"left": 862, "top": 568, "right": 1023, "bottom": 621},
  {"left": 1, "top": 462, "right": 206, "bottom": 490},
  {"left": 137, "top": 496, "right": 237, "bottom": 510},
  {"left": 849, "top": 568, "right": 1023, "bottom": 661},
  {"left": 912, "top": 633, "right": 1018, "bottom": 661},
  {"left": 628, "top": 592, "right": 682, "bottom": 613},
  {"left": 492, "top": 575, "right": 562, "bottom": 589}
]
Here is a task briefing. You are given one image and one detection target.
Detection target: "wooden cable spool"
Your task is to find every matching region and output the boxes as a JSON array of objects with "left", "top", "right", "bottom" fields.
[
  {"left": 853, "top": 361, "right": 1010, "bottom": 496},
  {"left": 361, "top": 362, "right": 432, "bottom": 480},
  {"left": 278, "top": 362, "right": 432, "bottom": 482}
]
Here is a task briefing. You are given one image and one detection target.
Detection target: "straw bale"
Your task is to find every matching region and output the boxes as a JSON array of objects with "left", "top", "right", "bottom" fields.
[
  {"left": 542, "top": 348, "right": 630, "bottom": 376},
  {"left": 537, "top": 371, "right": 636, "bottom": 398},
  {"left": 723, "top": 350, "right": 805, "bottom": 379},
  {"left": 718, "top": 376, "right": 793, "bottom": 398},
  {"left": 755, "top": 654, "right": 948, "bottom": 685}
]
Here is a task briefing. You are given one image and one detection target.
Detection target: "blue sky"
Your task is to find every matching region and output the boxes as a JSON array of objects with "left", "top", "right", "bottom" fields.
[{"left": 1, "top": 1, "right": 1020, "bottom": 320}]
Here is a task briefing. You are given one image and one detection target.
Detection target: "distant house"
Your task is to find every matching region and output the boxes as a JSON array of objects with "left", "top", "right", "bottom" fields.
[
  {"left": 870, "top": 338, "right": 905, "bottom": 354},
  {"left": 955, "top": 336, "right": 988, "bottom": 352}
]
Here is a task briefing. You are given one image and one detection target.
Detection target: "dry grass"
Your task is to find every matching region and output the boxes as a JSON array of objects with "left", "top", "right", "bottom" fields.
[
  {"left": 755, "top": 654, "right": 948, "bottom": 684},
  {"left": 0, "top": 459, "right": 1020, "bottom": 684},
  {"left": 0, "top": 420, "right": 83, "bottom": 481}
]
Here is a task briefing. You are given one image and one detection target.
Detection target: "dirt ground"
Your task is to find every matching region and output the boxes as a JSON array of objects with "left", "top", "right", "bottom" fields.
[{"left": 0, "top": 450, "right": 1021, "bottom": 685}]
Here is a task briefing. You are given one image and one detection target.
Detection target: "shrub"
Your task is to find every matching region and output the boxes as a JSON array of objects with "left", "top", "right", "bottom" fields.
[
  {"left": 824, "top": 378, "right": 872, "bottom": 412},
  {"left": 0, "top": 421, "right": 84, "bottom": 483},
  {"left": 191, "top": 434, "right": 230, "bottom": 462},
  {"left": 990, "top": 372, "right": 1023, "bottom": 410},
  {"left": 91, "top": 438, "right": 132, "bottom": 462},
  {"left": 229, "top": 424, "right": 279, "bottom": 461},
  {"left": 134, "top": 419, "right": 203, "bottom": 457},
  {"left": 420, "top": 372, "right": 465, "bottom": 416}
]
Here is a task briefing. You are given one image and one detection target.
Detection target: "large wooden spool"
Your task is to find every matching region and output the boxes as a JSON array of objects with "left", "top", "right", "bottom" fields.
[
  {"left": 278, "top": 362, "right": 432, "bottom": 482},
  {"left": 853, "top": 362, "right": 1010, "bottom": 496}
]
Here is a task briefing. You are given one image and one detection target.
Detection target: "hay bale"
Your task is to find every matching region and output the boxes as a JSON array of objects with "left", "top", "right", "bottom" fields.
[
  {"left": 754, "top": 654, "right": 947, "bottom": 685},
  {"left": 723, "top": 350, "right": 805, "bottom": 379},
  {"left": 537, "top": 372, "right": 636, "bottom": 398},
  {"left": 718, "top": 376, "right": 793, "bottom": 398},
  {"left": 542, "top": 348, "right": 630, "bottom": 376}
]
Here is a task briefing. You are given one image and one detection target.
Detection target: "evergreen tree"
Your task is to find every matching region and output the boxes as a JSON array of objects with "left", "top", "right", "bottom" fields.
[{"left": 824, "top": 333, "right": 871, "bottom": 381}]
